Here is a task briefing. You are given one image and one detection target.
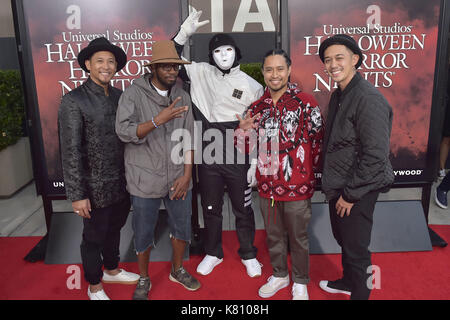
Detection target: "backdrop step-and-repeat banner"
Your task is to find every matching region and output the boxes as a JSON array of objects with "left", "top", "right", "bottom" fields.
[
  {"left": 13, "top": 0, "right": 447, "bottom": 198},
  {"left": 287, "top": 0, "right": 443, "bottom": 183},
  {"left": 14, "top": 0, "right": 182, "bottom": 197}
]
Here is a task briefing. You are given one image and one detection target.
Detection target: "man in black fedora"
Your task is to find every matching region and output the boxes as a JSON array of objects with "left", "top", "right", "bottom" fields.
[
  {"left": 317, "top": 34, "right": 394, "bottom": 300},
  {"left": 58, "top": 37, "right": 139, "bottom": 300}
]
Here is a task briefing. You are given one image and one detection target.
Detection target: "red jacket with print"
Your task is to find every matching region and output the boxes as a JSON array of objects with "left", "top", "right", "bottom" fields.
[{"left": 236, "top": 83, "right": 324, "bottom": 201}]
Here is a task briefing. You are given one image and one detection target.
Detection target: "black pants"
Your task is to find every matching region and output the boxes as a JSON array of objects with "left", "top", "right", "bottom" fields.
[
  {"left": 198, "top": 164, "right": 257, "bottom": 260},
  {"left": 80, "top": 197, "right": 131, "bottom": 285},
  {"left": 328, "top": 190, "right": 379, "bottom": 300}
]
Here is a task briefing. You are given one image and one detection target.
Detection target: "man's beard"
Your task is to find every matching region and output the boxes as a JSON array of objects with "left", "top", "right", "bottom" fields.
[
  {"left": 268, "top": 83, "right": 287, "bottom": 92},
  {"left": 154, "top": 72, "right": 176, "bottom": 90}
]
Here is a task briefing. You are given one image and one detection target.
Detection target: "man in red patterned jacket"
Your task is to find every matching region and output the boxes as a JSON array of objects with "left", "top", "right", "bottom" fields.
[{"left": 236, "top": 49, "right": 323, "bottom": 300}]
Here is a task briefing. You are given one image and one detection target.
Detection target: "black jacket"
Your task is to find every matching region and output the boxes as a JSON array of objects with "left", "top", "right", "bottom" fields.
[
  {"left": 58, "top": 78, "right": 128, "bottom": 209},
  {"left": 321, "top": 72, "right": 394, "bottom": 202}
]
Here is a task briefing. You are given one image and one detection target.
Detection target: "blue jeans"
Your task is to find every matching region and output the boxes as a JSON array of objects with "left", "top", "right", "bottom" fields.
[{"left": 131, "top": 191, "right": 192, "bottom": 253}]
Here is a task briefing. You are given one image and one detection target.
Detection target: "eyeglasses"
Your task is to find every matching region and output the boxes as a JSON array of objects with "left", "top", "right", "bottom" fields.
[{"left": 157, "top": 63, "right": 181, "bottom": 71}]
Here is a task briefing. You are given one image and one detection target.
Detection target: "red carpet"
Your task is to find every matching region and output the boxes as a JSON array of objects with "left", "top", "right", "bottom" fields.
[{"left": 0, "top": 225, "right": 449, "bottom": 300}]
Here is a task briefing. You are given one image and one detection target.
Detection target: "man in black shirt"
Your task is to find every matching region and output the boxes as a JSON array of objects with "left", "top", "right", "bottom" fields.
[
  {"left": 58, "top": 37, "right": 139, "bottom": 300},
  {"left": 318, "top": 34, "right": 394, "bottom": 300}
]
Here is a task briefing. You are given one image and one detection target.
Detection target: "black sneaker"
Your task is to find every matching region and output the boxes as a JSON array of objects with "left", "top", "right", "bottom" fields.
[
  {"left": 169, "top": 266, "right": 201, "bottom": 291},
  {"left": 319, "top": 279, "right": 351, "bottom": 296},
  {"left": 132, "top": 277, "right": 151, "bottom": 300},
  {"left": 435, "top": 186, "right": 448, "bottom": 209}
]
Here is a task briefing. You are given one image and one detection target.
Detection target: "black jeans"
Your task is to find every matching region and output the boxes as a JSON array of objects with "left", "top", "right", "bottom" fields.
[
  {"left": 328, "top": 190, "right": 379, "bottom": 300},
  {"left": 198, "top": 164, "right": 257, "bottom": 260},
  {"left": 80, "top": 197, "right": 131, "bottom": 285}
]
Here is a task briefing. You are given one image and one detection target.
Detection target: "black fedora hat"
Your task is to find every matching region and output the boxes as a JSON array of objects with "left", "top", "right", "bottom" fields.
[
  {"left": 319, "top": 34, "right": 363, "bottom": 69},
  {"left": 77, "top": 37, "right": 127, "bottom": 73}
]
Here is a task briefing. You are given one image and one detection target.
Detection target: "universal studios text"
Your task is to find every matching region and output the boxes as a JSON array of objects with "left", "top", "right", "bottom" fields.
[
  {"left": 305, "top": 6, "right": 427, "bottom": 91},
  {"left": 44, "top": 28, "right": 155, "bottom": 94}
]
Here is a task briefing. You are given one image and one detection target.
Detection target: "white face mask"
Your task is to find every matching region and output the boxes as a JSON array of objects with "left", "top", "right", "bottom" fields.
[{"left": 212, "top": 45, "right": 236, "bottom": 70}]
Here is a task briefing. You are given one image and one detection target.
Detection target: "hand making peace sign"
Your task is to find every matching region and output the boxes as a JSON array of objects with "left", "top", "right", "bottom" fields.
[
  {"left": 236, "top": 110, "right": 261, "bottom": 131},
  {"left": 154, "top": 97, "right": 188, "bottom": 126}
]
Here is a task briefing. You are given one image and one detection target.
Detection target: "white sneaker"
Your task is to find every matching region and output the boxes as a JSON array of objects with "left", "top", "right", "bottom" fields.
[
  {"left": 196, "top": 255, "right": 223, "bottom": 275},
  {"left": 241, "top": 258, "right": 262, "bottom": 278},
  {"left": 87, "top": 287, "right": 110, "bottom": 300},
  {"left": 292, "top": 283, "right": 309, "bottom": 300},
  {"left": 102, "top": 269, "right": 140, "bottom": 284},
  {"left": 258, "top": 275, "right": 290, "bottom": 298}
]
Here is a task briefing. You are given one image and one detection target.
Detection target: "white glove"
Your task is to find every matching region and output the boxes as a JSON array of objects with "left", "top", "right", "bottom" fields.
[
  {"left": 247, "top": 158, "right": 258, "bottom": 187},
  {"left": 174, "top": 8, "right": 210, "bottom": 45}
]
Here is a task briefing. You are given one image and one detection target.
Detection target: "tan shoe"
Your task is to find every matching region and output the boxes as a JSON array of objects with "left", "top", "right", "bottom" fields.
[
  {"left": 258, "top": 275, "right": 289, "bottom": 298},
  {"left": 102, "top": 269, "right": 139, "bottom": 284}
]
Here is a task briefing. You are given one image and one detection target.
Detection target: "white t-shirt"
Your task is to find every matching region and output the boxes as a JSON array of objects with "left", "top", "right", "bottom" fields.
[{"left": 150, "top": 81, "right": 168, "bottom": 97}]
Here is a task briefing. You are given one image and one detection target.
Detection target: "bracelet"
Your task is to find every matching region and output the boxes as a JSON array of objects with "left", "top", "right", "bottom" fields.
[{"left": 151, "top": 117, "right": 159, "bottom": 128}]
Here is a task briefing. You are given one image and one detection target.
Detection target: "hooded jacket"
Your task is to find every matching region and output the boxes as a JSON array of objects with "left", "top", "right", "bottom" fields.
[
  {"left": 185, "top": 62, "right": 263, "bottom": 123},
  {"left": 236, "top": 83, "right": 324, "bottom": 201},
  {"left": 115, "top": 73, "right": 195, "bottom": 198},
  {"left": 173, "top": 40, "right": 263, "bottom": 165}
]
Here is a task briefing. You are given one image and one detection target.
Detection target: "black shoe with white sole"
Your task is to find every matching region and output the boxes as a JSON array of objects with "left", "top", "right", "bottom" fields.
[{"left": 319, "top": 279, "right": 351, "bottom": 296}]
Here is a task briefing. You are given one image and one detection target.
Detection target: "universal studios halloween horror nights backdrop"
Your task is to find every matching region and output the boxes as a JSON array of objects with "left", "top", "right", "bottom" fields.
[{"left": 13, "top": 0, "right": 446, "bottom": 197}]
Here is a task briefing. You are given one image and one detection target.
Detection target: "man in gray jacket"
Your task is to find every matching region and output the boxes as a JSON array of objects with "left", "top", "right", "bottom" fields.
[
  {"left": 318, "top": 34, "right": 394, "bottom": 300},
  {"left": 116, "top": 40, "right": 200, "bottom": 300}
]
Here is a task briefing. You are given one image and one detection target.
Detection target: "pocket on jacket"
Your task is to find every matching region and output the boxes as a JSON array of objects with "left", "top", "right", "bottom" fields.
[
  {"left": 128, "top": 151, "right": 164, "bottom": 172},
  {"left": 124, "top": 162, "right": 165, "bottom": 196},
  {"left": 135, "top": 165, "right": 165, "bottom": 194}
]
